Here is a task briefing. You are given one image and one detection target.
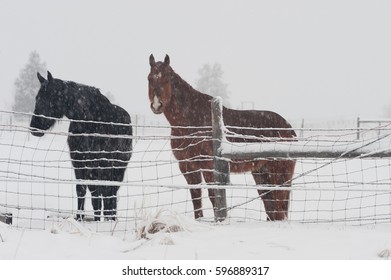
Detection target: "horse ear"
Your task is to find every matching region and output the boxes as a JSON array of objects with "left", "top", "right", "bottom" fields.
[
  {"left": 164, "top": 54, "right": 170, "bottom": 66},
  {"left": 37, "top": 72, "right": 46, "bottom": 84},
  {"left": 47, "top": 71, "right": 53, "bottom": 82},
  {"left": 149, "top": 54, "right": 155, "bottom": 67}
]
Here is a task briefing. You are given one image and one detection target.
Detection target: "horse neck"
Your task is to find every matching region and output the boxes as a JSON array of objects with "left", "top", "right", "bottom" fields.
[
  {"left": 164, "top": 73, "right": 213, "bottom": 128},
  {"left": 51, "top": 80, "right": 74, "bottom": 120},
  {"left": 62, "top": 82, "right": 104, "bottom": 121}
]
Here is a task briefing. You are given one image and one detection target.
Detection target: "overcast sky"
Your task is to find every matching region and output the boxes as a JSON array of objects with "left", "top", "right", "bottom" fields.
[{"left": 1, "top": 0, "right": 391, "bottom": 121}]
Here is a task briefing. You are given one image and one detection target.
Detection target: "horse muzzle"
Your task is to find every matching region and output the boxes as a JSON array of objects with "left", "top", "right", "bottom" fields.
[
  {"left": 151, "top": 104, "right": 163, "bottom": 114},
  {"left": 30, "top": 128, "right": 45, "bottom": 137},
  {"left": 150, "top": 96, "right": 163, "bottom": 114}
]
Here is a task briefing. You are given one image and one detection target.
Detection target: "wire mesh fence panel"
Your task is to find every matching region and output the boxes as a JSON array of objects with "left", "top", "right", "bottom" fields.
[{"left": 1, "top": 110, "right": 391, "bottom": 233}]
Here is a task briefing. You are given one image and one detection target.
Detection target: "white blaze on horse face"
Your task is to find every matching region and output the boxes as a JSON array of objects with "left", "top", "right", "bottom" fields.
[
  {"left": 152, "top": 95, "right": 162, "bottom": 111},
  {"left": 153, "top": 72, "right": 162, "bottom": 81}
]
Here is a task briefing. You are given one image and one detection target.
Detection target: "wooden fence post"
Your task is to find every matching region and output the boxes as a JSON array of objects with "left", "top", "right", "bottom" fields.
[{"left": 211, "top": 97, "right": 229, "bottom": 222}]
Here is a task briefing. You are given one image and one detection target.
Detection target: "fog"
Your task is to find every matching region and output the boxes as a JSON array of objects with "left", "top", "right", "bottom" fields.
[{"left": 1, "top": 0, "right": 391, "bottom": 121}]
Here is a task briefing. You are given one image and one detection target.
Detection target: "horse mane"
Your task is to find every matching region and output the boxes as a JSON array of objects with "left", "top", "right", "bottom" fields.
[
  {"left": 51, "top": 78, "right": 116, "bottom": 121},
  {"left": 63, "top": 80, "right": 110, "bottom": 102},
  {"left": 171, "top": 70, "right": 212, "bottom": 104}
]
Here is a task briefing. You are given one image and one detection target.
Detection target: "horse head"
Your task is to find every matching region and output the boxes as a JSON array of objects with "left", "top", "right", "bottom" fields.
[
  {"left": 30, "top": 71, "right": 67, "bottom": 137},
  {"left": 148, "top": 54, "right": 173, "bottom": 114}
]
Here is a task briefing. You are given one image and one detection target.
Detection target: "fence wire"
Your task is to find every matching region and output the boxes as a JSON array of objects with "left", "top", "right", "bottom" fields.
[{"left": 1, "top": 110, "right": 391, "bottom": 232}]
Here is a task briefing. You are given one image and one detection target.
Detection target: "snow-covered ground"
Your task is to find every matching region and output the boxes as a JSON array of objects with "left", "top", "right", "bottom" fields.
[
  {"left": 1, "top": 214, "right": 391, "bottom": 260},
  {"left": 1, "top": 117, "right": 391, "bottom": 270}
]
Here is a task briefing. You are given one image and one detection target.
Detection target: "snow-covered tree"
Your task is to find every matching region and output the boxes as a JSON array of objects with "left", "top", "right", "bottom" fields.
[
  {"left": 12, "top": 51, "right": 47, "bottom": 115},
  {"left": 104, "top": 91, "right": 116, "bottom": 103},
  {"left": 195, "top": 63, "right": 230, "bottom": 106}
]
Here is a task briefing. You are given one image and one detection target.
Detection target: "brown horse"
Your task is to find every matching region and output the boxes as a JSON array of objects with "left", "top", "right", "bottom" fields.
[{"left": 148, "top": 54, "right": 296, "bottom": 221}]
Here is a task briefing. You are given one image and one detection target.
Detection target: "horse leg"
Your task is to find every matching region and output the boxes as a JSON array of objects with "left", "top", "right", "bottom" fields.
[
  {"left": 89, "top": 185, "right": 102, "bottom": 221},
  {"left": 102, "top": 186, "right": 119, "bottom": 221},
  {"left": 100, "top": 168, "right": 123, "bottom": 221},
  {"left": 76, "top": 184, "right": 87, "bottom": 221},
  {"left": 179, "top": 162, "right": 203, "bottom": 219},
  {"left": 271, "top": 160, "right": 295, "bottom": 220},
  {"left": 252, "top": 160, "right": 295, "bottom": 221},
  {"left": 202, "top": 170, "right": 218, "bottom": 214}
]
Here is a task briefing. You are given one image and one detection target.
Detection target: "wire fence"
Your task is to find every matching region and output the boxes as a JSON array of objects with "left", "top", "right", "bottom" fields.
[{"left": 1, "top": 110, "right": 391, "bottom": 233}]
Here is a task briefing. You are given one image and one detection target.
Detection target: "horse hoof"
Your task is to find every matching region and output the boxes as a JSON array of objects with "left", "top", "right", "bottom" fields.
[
  {"left": 104, "top": 217, "right": 117, "bottom": 221},
  {"left": 76, "top": 214, "right": 84, "bottom": 221}
]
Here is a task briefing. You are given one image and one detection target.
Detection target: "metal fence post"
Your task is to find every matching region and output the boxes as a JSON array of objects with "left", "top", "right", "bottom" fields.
[{"left": 357, "top": 117, "right": 360, "bottom": 140}]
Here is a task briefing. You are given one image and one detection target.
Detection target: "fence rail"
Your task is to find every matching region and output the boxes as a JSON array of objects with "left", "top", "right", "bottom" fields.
[{"left": 221, "top": 138, "right": 391, "bottom": 159}]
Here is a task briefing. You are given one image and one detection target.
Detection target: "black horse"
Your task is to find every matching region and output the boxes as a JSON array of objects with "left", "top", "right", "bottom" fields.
[{"left": 30, "top": 71, "right": 132, "bottom": 221}]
